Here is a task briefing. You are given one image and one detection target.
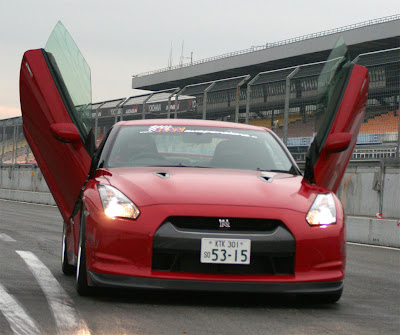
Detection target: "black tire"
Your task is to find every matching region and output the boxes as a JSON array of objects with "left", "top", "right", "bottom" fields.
[
  {"left": 61, "top": 223, "right": 75, "bottom": 276},
  {"left": 76, "top": 209, "right": 92, "bottom": 296}
]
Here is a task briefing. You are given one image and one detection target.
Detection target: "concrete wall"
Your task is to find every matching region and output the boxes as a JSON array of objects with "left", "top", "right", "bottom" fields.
[
  {"left": 0, "top": 165, "right": 55, "bottom": 205},
  {"left": 0, "top": 165, "right": 50, "bottom": 192},
  {"left": 1, "top": 163, "right": 399, "bottom": 247},
  {"left": 347, "top": 216, "right": 400, "bottom": 248},
  {"left": 337, "top": 164, "right": 400, "bottom": 218}
]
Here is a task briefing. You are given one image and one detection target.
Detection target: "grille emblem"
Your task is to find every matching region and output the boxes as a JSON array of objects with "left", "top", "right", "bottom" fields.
[{"left": 219, "top": 219, "right": 230, "bottom": 228}]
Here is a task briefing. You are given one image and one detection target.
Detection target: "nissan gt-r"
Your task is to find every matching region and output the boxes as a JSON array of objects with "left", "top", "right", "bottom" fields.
[{"left": 19, "top": 22, "right": 368, "bottom": 302}]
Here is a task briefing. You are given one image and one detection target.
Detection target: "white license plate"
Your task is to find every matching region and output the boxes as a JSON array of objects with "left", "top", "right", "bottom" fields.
[{"left": 200, "top": 238, "right": 251, "bottom": 264}]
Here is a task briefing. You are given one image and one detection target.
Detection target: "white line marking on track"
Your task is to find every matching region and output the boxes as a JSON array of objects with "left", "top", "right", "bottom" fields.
[
  {"left": 347, "top": 242, "right": 400, "bottom": 251},
  {"left": 0, "top": 283, "right": 41, "bottom": 335},
  {"left": 0, "top": 233, "right": 16, "bottom": 242},
  {"left": 16, "top": 251, "right": 90, "bottom": 335}
]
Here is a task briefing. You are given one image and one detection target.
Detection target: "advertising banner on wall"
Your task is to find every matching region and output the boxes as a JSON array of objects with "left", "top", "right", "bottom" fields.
[{"left": 92, "top": 97, "right": 196, "bottom": 118}]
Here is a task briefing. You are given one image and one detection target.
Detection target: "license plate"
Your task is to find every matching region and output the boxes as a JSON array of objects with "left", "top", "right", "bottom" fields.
[{"left": 200, "top": 238, "right": 251, "bottom": 264}]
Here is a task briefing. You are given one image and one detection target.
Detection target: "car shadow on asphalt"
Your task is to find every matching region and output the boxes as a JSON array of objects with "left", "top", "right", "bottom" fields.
[{"left": 83, "top": 287, "right": 341, "bottom": 310}]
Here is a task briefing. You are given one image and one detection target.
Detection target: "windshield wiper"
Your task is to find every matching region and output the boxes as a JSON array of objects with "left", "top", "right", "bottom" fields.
[
  {"left": 257, "top": 168, "right": 291, "bottom": 174},
  {"left": 256, "top": 166, "right": 299, "bottom": 175}
]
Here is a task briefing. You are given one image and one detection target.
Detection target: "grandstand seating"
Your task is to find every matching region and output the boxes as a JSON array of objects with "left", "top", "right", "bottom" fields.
[
  {"left": 249, "top": 115, "right": 303, "bottom": 129},
  {"left": 250, "top": 115, "right": 315, "bottom": 138},
  {"left": 0, "top": 138, "right": 35, "bottom": 164},
  {"left": 359, "top": 111, "right": 399, "bottom": 134},
  {"left": 249, "top": 111, "right": 399, "bottom": 140}
]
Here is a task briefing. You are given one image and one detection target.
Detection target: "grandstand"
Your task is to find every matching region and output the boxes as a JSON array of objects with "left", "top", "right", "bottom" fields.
[
  {"left": 127, "top": 15, "right": 400, "bottom": 157},
  {"left": 0, "top": 15, "right": 399, "bottom": 164},
  {"left": 131, "top": 15, "right": 400, "bottom": 90}
]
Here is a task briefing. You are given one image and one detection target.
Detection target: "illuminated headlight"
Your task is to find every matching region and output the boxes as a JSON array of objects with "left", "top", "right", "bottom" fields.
[
  {"left": 306, "top": 193, "right": 336, "bottom": 226},
  {"left": 98, "top": 185, "right": 140, "bottom": 219}
]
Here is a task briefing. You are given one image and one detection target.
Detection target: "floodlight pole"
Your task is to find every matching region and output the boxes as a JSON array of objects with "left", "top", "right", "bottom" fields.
[
  {"left": 352, "top": 55, "right": 360, "bottom": 64},
  {"left": 167, "top": 88, "right": 180, "bottom": 119},
  {"left": 25, "top": 140, "right": 30, "bottom": 164},
  {"left": 174, "top": 87, "right": 187, "bottom": 119},
  {"left": 115, "top": 99, "right": 127, "bottom": 124},
  {"left": 283, "top": 66, "right": 300, "bottom": 146},
  {"left": 203, "top": 82, "right": 216, "bottom": 120},
  {"left": 11, "top": 125, "right": 16, "bottom": 165},
  {"left": 235, "top": 75, "right": 251, "bottom": 123},
  {"left": 245, "top": 74, "right": 260, "bottom": 125},
  {"left": 94, "top": 102, "right": 105, "bottom": 141},
  {"left": 142, "top": 93, "right": 155, "bottom": 120},
  {"left": 1, "top": 126, "right": 5, "bottom": 164},
  {"left": 120, "top": 101, "right": 129, "bottom": 121},
  {"left": 398, "top": 82, "right": 400, "bottom": 158}
]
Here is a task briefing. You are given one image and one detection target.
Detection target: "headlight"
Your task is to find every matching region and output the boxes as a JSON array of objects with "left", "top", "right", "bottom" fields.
[
  {"left": 97, "top": 184, "right": 140, "bottom": 219},
  {"left": 306, "top": 193, "right": 336, "bottom": 226}
]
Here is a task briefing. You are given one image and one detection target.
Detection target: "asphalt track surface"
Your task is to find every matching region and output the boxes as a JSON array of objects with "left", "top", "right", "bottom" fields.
[{"left": 0, "top": 199, "right": 399, "bottom": 335}]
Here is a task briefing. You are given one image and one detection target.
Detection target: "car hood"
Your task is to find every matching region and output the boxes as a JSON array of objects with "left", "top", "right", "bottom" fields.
[{"left": 99, "top": 167, "right": 321, "bottom": 212}]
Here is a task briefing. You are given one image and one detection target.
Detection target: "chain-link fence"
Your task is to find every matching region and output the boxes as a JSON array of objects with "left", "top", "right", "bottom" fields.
[{"left": 1, "top": 47, "right": 399, "bottom": 165}]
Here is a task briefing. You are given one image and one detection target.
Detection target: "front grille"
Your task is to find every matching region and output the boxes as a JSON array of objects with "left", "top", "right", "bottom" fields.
[
  {"left": 152, "top": 217, "right": 295, "bottom": 275},
  {"left": 169, "top": 216, "right": 281, "bottom": 233}
]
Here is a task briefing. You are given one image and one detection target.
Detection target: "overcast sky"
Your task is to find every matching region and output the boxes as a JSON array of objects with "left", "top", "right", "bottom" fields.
[{"left": 0, "top": 0, "right": 399, "bottom": 119}]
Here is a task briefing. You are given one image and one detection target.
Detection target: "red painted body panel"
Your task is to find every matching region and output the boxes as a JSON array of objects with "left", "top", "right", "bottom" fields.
[
  {"left": 19, "top": 49, "right": 92, "bottom": 221},
  {"left": 79, "top": 171, "right": 345, "bottom": 283},
  {"left": 313, "top": 65, "right": 369, "bottom": 193},
  {"left": 100, "top": 167, "right": 314, "bottom": 210}
]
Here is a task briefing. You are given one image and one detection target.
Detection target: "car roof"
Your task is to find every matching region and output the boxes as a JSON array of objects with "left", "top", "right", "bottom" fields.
[{"left": 117, "top": 118, "right": 272, "bottom": 132}]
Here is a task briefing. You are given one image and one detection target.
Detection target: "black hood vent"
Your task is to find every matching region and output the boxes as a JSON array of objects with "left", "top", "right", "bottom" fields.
[
  {"left": 154, "top": 172, "right": 169, "bottom": 179},
  {"left": 259, "top": 172, "right": 275, "bottom": 183}
]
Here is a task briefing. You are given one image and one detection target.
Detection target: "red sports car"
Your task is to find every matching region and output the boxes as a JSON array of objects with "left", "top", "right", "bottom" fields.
[{"left": 19, "top": 23, "right": 368, "bottom": 302}]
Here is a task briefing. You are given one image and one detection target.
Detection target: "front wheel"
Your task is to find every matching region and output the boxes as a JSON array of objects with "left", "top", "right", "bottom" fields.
[
  {"left": 76, "top": 210, "right": 92, "bottom": 296},
  {"left": 61, "top": 223, "right": 75, "bottom": 276}
]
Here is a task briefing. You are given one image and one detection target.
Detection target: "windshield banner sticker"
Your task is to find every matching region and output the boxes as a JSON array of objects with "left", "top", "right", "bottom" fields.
[
  {"left": 184, "top": 129, "right": 257, "bottom": 138},
  {"left": 148, "top": 125, "right": 186, "bottom": 133},
  {"left": 145, "top": 126, "right": 257, "bottom": 138}
]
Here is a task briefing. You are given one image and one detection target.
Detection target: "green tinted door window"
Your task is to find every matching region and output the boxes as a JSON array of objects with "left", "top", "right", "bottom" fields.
[
  {"left": 44, "top": 21, "right": 92, "bottom": 140},
  {"left": 314, "top": 37, "right": 351, "bottom": 150}
]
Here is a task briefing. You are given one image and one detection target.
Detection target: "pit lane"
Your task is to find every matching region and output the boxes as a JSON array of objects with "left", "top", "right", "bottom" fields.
[{"left": 0, "top": 199, "right": 398, "bottom": 335}]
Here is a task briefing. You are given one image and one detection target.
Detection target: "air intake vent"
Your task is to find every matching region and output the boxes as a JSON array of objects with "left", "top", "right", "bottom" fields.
[
  {"left": 168, "top": 216, "right": 281, "bottom": 232},
  {"left": 154, "top": 172, "right": 169, "bottom": 179}
]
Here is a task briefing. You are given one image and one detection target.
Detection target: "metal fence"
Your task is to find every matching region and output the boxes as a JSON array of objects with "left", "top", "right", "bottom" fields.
[
  {"left": 0, "top": 117, "right": 33, "bottom": 165},
  {"left": 1, "top": 47, "right": 399, "bottom": 165}
]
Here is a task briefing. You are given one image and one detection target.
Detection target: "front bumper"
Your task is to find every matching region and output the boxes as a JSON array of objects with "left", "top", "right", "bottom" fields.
[
  {"left": 84, "top": 203, "right": 346, "bottom": 284},
  {"left": 88, "top": 271, "right": 343, "bottom": 294}
]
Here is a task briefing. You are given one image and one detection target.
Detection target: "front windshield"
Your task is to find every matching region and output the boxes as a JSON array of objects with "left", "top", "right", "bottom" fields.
[{"left": 105, "top": 125, "right": 295, "bottom": 173}]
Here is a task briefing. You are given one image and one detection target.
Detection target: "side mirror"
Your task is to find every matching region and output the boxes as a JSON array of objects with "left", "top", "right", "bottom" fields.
[
  {"left": 50, "top": 123, "right": 81, "bottom": 143},
  {"left": 325, "top": 132, "right": 352, "bottom": 153}
]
